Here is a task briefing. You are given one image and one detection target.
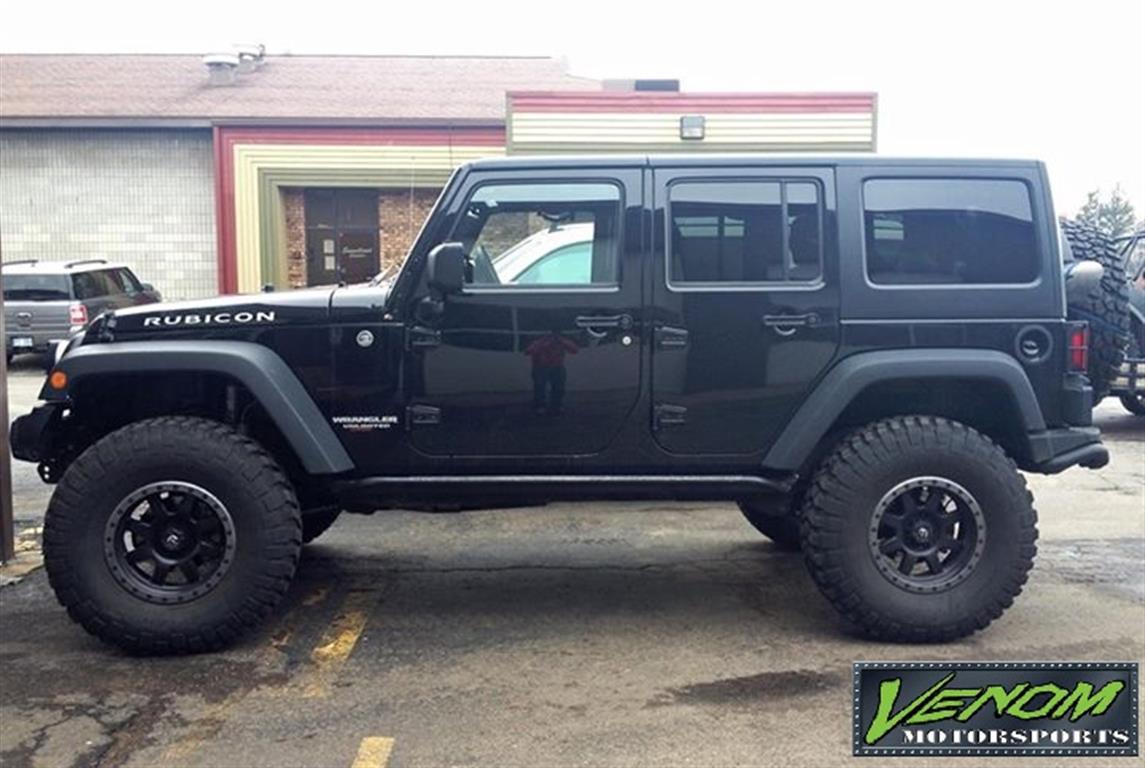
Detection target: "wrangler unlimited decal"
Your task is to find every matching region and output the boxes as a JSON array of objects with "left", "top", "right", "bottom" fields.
[{"left": 142, "top": 311, "right": 276, "bottom": 327}]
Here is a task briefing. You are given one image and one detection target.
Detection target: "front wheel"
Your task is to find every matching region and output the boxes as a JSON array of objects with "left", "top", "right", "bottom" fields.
[
  {"left": 800, "top": 416, "right": 1037, "bottom": 642},
  {"left": 43, "top": 417, "right": 302, "bottom": 654}
]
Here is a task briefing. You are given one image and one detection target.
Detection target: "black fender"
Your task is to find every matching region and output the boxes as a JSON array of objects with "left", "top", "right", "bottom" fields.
[
  {"left": 42, "top": 341, "right": 354, "bottom": 475},
  {"left": 762, "top": 349, "right": 1047, "bottom": 471}
]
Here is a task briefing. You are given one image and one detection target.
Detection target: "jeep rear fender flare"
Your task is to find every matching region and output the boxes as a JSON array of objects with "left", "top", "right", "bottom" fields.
[
  {"left": 44, "top": 341, "right": 354, "bottom": 475},
  {"left": 762, "top": 349, "right": 1046, "bottom": 471}
]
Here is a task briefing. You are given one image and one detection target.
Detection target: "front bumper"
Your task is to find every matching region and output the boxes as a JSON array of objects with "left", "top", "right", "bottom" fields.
[
  {"left": 9, "top": 402, "right": 65, "bottom": 465},
  {"left": 1026, "top": 426, "right": 1109, "bottom": 474}
]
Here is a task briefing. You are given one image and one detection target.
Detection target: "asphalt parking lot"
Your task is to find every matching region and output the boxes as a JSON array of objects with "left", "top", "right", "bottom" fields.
[{"left": 2, "top": 355, "right": 1143, "bottom": 768}]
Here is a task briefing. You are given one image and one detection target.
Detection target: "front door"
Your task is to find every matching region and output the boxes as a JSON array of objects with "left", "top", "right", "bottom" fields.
[
  {"left": 651, "top": 167, "right": 840, "bottom": 456},
  {"left": 305, "top": 188, "right": 380, "bottom": 286},
  {"left": 406, "top": 171, "right": 643, "bottom": 458}
]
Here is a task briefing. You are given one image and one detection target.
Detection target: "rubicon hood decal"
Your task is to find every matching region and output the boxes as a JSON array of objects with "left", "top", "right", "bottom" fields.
[{"left": 142, "top": 310, "right": 276, "bottom": 327}]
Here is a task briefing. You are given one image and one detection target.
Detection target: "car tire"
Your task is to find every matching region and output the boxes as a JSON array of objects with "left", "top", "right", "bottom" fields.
[
  {"left": 1061, "top": 218, "right": 1131, "bottom": 399},
  {"left": 302, "top": 507, "right": 342, "bottom": 544},
  {"left": 1121, "top": 394, "right": 1145, "bottom": 416},
  {"left": 738, "top": 498, "right": 801, "bottom": 551},
  {"left": 43, "top": 416, "right": 302, "bottom": 654},
  {"left": 800, "top": 415, "right": 1037, "bottom": 642}
]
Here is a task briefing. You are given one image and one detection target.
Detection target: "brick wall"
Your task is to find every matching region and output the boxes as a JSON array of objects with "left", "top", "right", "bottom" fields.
[
  {"left": 0, "top": 129, "right": 217, "bottom": 300},
  {"left": 379, "top": 188, "right": 439, "bottom": 273},
  {"left": 282, "top": 189, "right": 307, "bottom": 289}
]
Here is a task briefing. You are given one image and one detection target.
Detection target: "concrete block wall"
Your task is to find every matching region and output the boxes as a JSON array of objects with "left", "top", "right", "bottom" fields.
[{"left": 0, "top": 129, "right": 217, "bottom": 300}]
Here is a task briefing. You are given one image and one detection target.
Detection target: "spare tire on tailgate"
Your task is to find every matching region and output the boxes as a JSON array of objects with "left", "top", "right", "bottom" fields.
[{"left": 1060, "top": 218, "right": 1130, "bottom": 399}]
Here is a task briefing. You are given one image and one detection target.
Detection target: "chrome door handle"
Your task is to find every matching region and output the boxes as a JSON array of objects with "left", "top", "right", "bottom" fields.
[
  {"left": 575, "top": 314, "right": 633, "bottom": 338},
  {"left": 575, "top": 314, "right": 633, "bottom": 330},
  {"left": 762, "top": 313, "right": 820, "bottom": 336}
]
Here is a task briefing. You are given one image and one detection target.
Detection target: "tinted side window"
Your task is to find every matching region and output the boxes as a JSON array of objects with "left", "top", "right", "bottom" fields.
[
  {"left": 668, "top": 180, "right": 822, "bottom": 285},
  {"left": 863, "top": 179, "right": 1039, "bottom": 285},
  {"left": 451, "top": 182, "right": 622, "bottom": 287},
  {"left": 71, "top": 272, "right": 105, "bottom": 300}
]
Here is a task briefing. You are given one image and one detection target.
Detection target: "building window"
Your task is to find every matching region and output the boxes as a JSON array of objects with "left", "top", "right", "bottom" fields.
[
  {"left": 304, "top": 189, "right": 380, "bottom": 286},
  {"left": 863, "top": 179, "right": 1038, "bottom": 285},
  {"left": 668, "top": 180, "right": 822, "bottom": 286}
]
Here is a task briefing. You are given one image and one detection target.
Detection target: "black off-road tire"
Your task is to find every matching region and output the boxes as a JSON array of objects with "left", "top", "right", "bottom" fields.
[
  {"left": 302, "top": 507, "right": 342, "bottom": 544},
  {"left": 800, "top": 416, "right": 1037, "bottom": 642},
  {"left": 1061, "top": 218, "right": 1131, "bottom": 399},
  {"left": 738, "top": 498, "right": 802, "bottom": 551},
  {"left": 43, "top": 417, "right": 302, "bottom": 654}
]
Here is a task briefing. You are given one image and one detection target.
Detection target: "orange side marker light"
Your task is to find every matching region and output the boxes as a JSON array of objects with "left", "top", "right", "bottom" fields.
[{"left": 49, "top": 371, "right": 68, "bottom": 390}]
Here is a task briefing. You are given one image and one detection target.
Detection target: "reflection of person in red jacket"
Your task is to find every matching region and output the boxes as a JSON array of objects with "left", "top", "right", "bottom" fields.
[{"left": 525, "top": 331, "right": 578, "bottom": 414}]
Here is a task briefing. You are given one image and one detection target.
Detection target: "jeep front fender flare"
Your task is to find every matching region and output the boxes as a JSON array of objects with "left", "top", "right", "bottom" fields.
[
  {"left": 761, "top": 349, "right": 1046, "bottom": 471},
  {"left": 43, "top": 341, "right": 354, "bottom": 475}
]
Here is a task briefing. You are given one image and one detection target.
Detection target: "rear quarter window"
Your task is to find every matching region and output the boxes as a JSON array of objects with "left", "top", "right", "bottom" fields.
[{"left": 863, "top": 179, "right": 1039, "bottom": 286}]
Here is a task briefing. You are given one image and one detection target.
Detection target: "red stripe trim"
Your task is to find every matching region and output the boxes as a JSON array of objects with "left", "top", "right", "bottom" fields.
[{"left": 508, "top": 91, "right": 876, "bottom": 114}]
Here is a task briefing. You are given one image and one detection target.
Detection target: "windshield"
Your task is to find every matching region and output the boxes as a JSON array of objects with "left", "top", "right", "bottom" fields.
[{"left": 1, "top": 274, "right": 72, "bottom": 301}]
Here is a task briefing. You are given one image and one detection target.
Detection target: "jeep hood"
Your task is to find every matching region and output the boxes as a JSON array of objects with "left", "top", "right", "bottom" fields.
[{"left": 95, "top": 286, "right": 340, "bottom": 335}]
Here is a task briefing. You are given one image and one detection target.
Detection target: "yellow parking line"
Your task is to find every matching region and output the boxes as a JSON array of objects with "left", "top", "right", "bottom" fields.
[
  {"left": 351, "top": 737, "right": 395, "bottom": 768},
  {"left": 299, "top": 590, "right": 374, "bottom": 698},
  {"left": 160, "top": 581, "right": 332, "bottom": 764}
]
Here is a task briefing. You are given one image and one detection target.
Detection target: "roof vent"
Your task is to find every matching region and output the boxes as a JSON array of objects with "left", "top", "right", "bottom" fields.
[
  {"left": 203, "top": 53, "right": 240, "bottom": 86},
  {"left": 233, "top": 43, "right": 266, "bottom": 73}
]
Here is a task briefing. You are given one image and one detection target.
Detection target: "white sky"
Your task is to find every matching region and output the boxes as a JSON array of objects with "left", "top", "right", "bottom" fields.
[{"left": 2, "top": 0, "right": 1142, "bottom": 218}]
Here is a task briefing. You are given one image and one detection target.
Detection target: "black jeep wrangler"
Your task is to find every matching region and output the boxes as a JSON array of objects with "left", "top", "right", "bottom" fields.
[{"left": 10, "top": 156, "right": 1109, "bottom": 653}]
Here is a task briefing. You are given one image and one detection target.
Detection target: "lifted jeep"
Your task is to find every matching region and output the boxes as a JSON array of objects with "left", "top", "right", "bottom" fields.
[{"left": 10, "top": 156, "right": 1108, "bottom": 653}]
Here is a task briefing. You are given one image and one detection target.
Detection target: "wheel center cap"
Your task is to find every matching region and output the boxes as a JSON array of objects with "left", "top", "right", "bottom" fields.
[
  {"left": 914, "top": 523, "right": 931, "bottom": 542},
  {"left": 162, "top": 528, "right": 187, "bottom": 551}
]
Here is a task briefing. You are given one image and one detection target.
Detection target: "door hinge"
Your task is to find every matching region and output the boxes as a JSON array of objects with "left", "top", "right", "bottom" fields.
[
  {"left": 654, "top": 403, "right": 687, "bottom": 430},
  {"left": 655, "top": 325, "right": 689, "bottom": 350},
  {"left": 406, "top": 326, "right": 441, "bottom": 350},
  {"left": 406, "top": 404, "right": 442, "bottom": 429}
]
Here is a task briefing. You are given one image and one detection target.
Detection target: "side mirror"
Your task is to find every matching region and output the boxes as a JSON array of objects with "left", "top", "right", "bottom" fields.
[{"left": 427, "top": 242, "right": 466, "bottom": 296}]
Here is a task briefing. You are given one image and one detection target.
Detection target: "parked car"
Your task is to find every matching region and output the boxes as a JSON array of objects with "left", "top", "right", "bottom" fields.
[
  {"left": 2, "top": 259, "right": 161, "bottom": 365},
  {"left": 12, "top": 156, "right": 1108, "bottom": 654}
]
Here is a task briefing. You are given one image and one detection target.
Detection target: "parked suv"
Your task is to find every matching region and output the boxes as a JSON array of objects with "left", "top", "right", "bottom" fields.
[
  {"left": 11, "top": 156, "right": 1108, "bottom": 654},
  {"left": 2, "top": 259, "right": 160, "bottom": 365}
]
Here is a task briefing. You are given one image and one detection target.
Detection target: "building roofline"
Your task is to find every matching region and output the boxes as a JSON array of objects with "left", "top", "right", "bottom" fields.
[{"left": 0, "top": 117, "right": 509, "bottom": 130}]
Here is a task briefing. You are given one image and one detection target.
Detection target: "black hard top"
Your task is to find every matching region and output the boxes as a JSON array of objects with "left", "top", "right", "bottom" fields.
[{"left": 465, "top": 154, "right": 1044, "bottom": 171}]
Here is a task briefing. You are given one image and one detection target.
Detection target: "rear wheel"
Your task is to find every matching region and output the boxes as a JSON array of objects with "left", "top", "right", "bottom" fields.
[
  {"left": 43, "top": 417, "right": 302, "bottom": 654},
  {"left": 801, "top": 416, "right": 1037, "bottom": 642},
  {"left": 1121, "top": 393, "right": 1145, "bottom": 416},
  {"left": 738, "top": 498, "right": 801, "bottom": 551}
]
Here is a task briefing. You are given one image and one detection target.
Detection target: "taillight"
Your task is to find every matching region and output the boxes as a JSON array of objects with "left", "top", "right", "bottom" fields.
[
  {"left": 68, "top": 302, "right": 88, "bottom": 326},
  {"left": 1067, "top": 322, "right": 1089, "bottom": 373}
]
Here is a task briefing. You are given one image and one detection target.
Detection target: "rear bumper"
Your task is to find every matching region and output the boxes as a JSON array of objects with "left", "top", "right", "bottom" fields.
[
  {"left": 1109, "top": 356, "right": 1145, "bottom": 395},
  {"left": 6, "top": 330, "right": 69, "bottom": 355},
  {"left": 1025, "top": 426, "right": 1109, "bottom": 474}
]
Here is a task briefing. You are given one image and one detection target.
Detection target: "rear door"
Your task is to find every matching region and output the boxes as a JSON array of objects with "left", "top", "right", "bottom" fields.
[{"left": 650, "top": 165, "right": 840, "bottom": 455}]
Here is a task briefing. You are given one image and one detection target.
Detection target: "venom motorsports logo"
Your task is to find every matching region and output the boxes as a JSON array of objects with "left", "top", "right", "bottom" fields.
[{"left": 853, "top": 662, "right": 1138, "bottom": 757}]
